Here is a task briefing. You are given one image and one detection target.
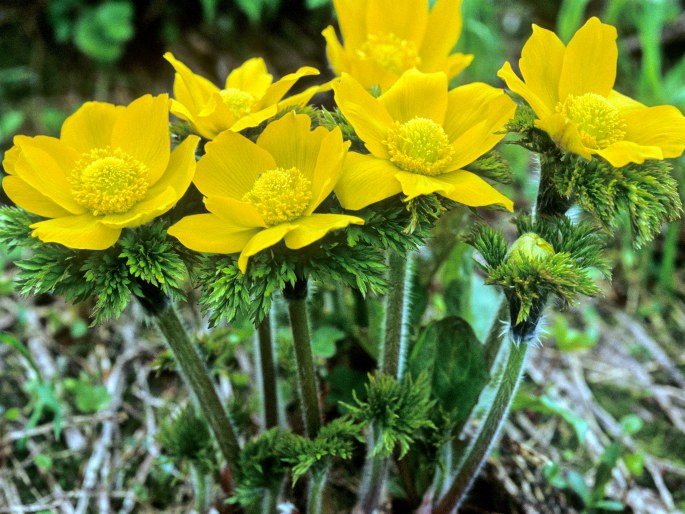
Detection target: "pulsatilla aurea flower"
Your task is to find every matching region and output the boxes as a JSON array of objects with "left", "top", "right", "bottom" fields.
[
  {"left": 498, "top": 17, "right": 685, "bottom": 167},
  {"left": 168, "top": 112, "right": 364, "bottom": 272},
  {"left": 165, "top": 52, "right": 325, "bottom": 140},
  {"left": 333, "top": 70, "right": 515, "bottom": 211},
  {"left": 322, "top": 0, "right": 473, "bottom": 92},
  {"left": 2, "top": 95, "right": 199, "bottom": 249}
]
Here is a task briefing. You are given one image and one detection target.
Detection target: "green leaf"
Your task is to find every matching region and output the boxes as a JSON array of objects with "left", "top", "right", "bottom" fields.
[
  {"left": 623, "top": 451, "right": 644, "bottom": 478},
  {"left": 73, "top": 383, "right": 111, "bottom": 413},
  {"left": 0, "top": 110, "right": 25, "bottom": 143},
  {"left": 311, "top": 326, "right": 344, "bottom": 358},
  {"left": 408, "top": 317, "right": 488, "bottom": 429},
  {"left": 619, "top": 414, "right": 644, "bottom": 435},
  {"left": 566, "top": 469, "right": 591, "bottom": 506},
  {"left": 592, "top": 499, "right": 625, "bottom": 511},
  {"left": 512, "top": 392, "right": 589, "bottom": 445},
  {"left": 34, "top": 454, "right": 53, "bottom": 471},
  {"left": 73, "top": 2, "right": 134, "bottom": 63},
  {"left": 0, "top": 332, "right": 42, "bottom": 378}
]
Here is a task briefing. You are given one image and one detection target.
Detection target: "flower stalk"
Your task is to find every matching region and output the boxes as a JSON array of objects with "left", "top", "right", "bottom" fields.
[
  {"left": 381, "top": 249, "right": 413, "bottom": 378},
  {"left": 144, "top": 289, "right": 241, "bottom": 475},
  {"left": 256, "top": 313, "right": 279, "bottom": 429},
  {"left": 284, "top": 276, "right": 321, "bottom": 438}
]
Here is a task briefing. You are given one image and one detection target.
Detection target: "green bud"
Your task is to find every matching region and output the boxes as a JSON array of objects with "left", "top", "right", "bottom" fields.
[{"left": 505, "top": 233, "right": 554, "bottom": 266}]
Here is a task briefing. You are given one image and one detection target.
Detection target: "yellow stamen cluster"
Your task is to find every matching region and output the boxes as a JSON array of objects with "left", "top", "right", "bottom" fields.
[
  {"left": 385, "top": 117, "right": 454, "bottom": 176},
  {"left": 557, "top": 93, "right": 626, "bottom": 149},
  {"left": 243, "top": 167, "right": 312, "bottom": 226},
  {"left": 356, "top": 32, "right": 421, "bottom": 76},
  {"left": 220, "top": 88, "right": 255, "bottom": 118},
  {"left": 70, "top": 147, "right": 149, "bottom": 216}
]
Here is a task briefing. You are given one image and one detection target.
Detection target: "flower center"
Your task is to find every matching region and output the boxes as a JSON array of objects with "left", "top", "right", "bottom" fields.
[
  {"left": 70, "top": 147, "right": 149, "bottom": 216},
  {"left": 385, "top": 117, "right": 454, "bottom": 176},
  {"left": 356, "top": 32, "right": 421, "bottom": 76},
  {"left": 243, "top": 167, "right": 312, "bottom": 226},
  {"left": 220, "top": 88, "right": 255, "bottom": 118},
  {"left": 556, "top": 93, "right": 626, "bottom": 150}
]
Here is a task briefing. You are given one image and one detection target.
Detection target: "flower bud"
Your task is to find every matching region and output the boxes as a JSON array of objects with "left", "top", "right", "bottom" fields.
[{"left": 505, "top": 233, "right": 554, "bottom": 266}]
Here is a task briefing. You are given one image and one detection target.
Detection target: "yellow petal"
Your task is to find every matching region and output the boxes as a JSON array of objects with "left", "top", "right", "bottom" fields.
[
  {"left": 11, "top": 137, "right": 85, "bottom": 214},
  {"left": 332, "top": 0, "right": 368, "bottom": 49},
  {"left": 447, "top": 90, "right": 515, "bottom": 171},
  {"left": 519, "top": 25, "right": 565, "bottom": 115},
  {"left": 30, "top": 214, "right": 120, "bottom": 249},
  {"left": 61, "top": 102, "right": 124, "bottom": 154},
  {"left": 164, "top": 52, "right": 219, "bottom": 116},
  {"left": 307, "top": 127, "right": 349, "bottom": 214},
  {"left": 430, "top": 169, "right": 513, "bottom": 211},
  {"left": 204, "top": 196, "right": 266, "bottom": 228},
  {"left": 112, "top": 94, "right": 171, "bottom": 185},
  {"left": 2, "top": 145, "right": 20, "bottom": 175},
  {"left": 168, "top": 213, "right": 260, "bottom": 254},
  {"left": 256, "top": 113, "right": 323, "bottom": 181},
  {"left": 348, "top": 54, "right": 402, "bottom": 92},
  {"left": 607, "top": 89, "right": 646, "bottom": 114},
  {"left": 229, "top": 104, "right": 279, "bottom": 133},
  {"left": 379, "top": 69, "right": 448, "bottom": 124},
  {"left": 444, "top": 52, "right": 473, "bottom": 80},
  {"left": 622, "top": 105, "right": 685, "bottom": 158},
  {"left": 334, "top": 152, "right": 402, "bottom": 210},
  {"left": 97, "top": 187, "right": 177, "bottom": 228},
  {"left": 238, "top": 224, "right": 295, "bottom": 272},
  {"left": 257, "top": 66, "right": 320, "bottom": 108},
  {"left": 225, "top": 57, "right": 272, "bottom": 98},
  {"left": 596, "top": 142, "right": 663, "bottom": 168},
  {"left": 444, "top": 82, "right": 515, "bottom": 143},
  {"left": 284, "top": 213, "right": 364, "bottom": 249},
  {"left": 195, "top": 130, "right": 276, "bottom": 199},
  {"left": 497, "top": 61, "right": 550, "bottom": 118},
  {"left": 535, "top": 114, "right": 593, "bottom": 159},
  {"left": 2, "top": 176, "right": 71, "bottom": 218},
  {"left": 334, "top": 74, "right": 394, "bottom": 158},
  {"left": 144, "top": 135, "right": 199, "bottom": 201},
  {"left": 559, "top": 17, "right": 617, "bottom": 99},
  {"left": 420, "top": 0, "right": 463, "bottom": 71},
  {"left": 366, "top": 0, "right": 427, "bottom": 44},
  {"left": 256, "top": 113, "right": 347, "bottom": 211},
  {"left": 322, "top": 25, "right": 348, "bottom": 75},
  {"left": 395, "top": 171, "right": 447, "bottom": 200}
]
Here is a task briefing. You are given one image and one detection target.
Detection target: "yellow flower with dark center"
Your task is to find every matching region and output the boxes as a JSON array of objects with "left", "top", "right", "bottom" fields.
[
  {"left": 165, "top": 52, "right": 326, "bottom": 140},
  {"left": 167, "top": 112, "right": 364, "bottom": 272},
  {"left": 333, "top": 70, "right": 515, "bottom": 211},
  {"left": 322, "top": 0, "right": 473, "bottom": 92},
  {"left": 2, "top": 95, "right": 199, "bottom": 249},
  {"left": 497, "top": 17, "right": 685, "bottom": 167}
]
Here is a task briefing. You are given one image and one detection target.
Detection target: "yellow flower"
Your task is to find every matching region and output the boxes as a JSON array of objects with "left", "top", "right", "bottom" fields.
[
  {"left": 165, "top": 52, "right": 325, "bottom": 140},
  {"left": 322, "top": 0, "right": 473, "bottom": 92},
  {"left": 2, "top": 95, "right": 199, "bottom": 250},
  {"left": 167, "top": 112, "right": 364, "bottom": 272},
  {"left": 498, "top": 17, "right": 685, "bottom": 167},
  {"left": 333, "top": 70, "right": 515, "bottom": 211}
]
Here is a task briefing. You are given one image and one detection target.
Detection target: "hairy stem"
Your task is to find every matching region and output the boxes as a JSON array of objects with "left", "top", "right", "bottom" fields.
[
  {"left": 307, "top": 466, "right": 329, "bottom": 514},
  {"left": 357, "top": 423, "right": 390, "bottom": 513},
  {"left": 285, "top": 277, "right": 321, "bottom": 438},
  {"left": 152, "top": 302, "right": 241, "bottom": 477},
  {"left": 435, "top": 152, "right": 565, "bottom": 512},
  {"left": 256, "top": 313, "right": 279, "bottom": 429},
  {"left": 434, "top": 302, "right": 527, "bottom": 513},
  {"left": 381, "top": 250, "right": 413, "bottom": 378},
  {"left": 190, "top": 462, "right": 210, "bottom": 513}
]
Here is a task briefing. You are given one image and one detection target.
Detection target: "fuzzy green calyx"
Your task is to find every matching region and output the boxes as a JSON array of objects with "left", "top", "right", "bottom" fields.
[
  {"left": 344, "top": 373, "right": 436, "bottom": 458},
  {"left": 0, "top": 208, "right": 191, "bottom": 325},
  {"left": 466, "top": 216, "right": 609, "bottom": 334},
  {"left": 157, "top": 406, "right": 213, "bottom": 469}
]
